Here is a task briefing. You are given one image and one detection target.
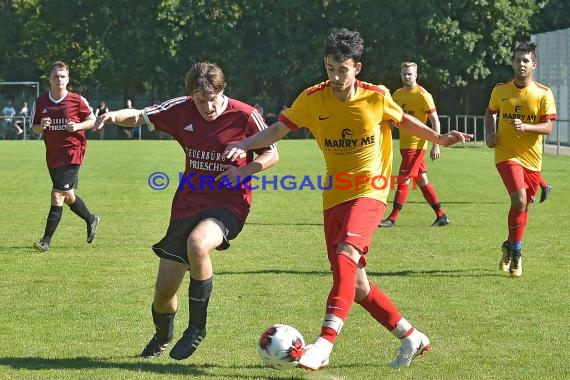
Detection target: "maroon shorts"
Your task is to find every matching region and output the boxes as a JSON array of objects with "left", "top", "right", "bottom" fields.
[{"left": 152, "top": 208, "right": 243, "bottom": 266}]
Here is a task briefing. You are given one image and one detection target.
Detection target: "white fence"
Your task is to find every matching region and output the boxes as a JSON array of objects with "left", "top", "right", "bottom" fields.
[
  {"left": 3, "top": 114, "right": 569, "bottom": 154},
  {"left": 0, "top": 115, "right": 31, "bottom": 140},
  {"left": 439, "top": 114, "right": 569, "bottom": 155}
]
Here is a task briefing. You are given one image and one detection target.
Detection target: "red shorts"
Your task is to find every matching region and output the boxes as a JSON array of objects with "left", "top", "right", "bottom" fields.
[
  {"left": 398, "top": 149, "right": 427, "bottom": 178},
  {"left": 496, "top": 160, "right": 540, "bottom": 203},
  {"left": 323, "top": 197, "right": 385, "bottom": 267}
]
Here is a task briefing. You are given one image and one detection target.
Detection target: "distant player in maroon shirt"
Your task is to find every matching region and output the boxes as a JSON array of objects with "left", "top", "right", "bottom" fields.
[
  {"left": 94, "top": 62, "right": 278, "bottom": 360},
  {"left": 31, "top": 61, "right": 100, "bottom": 252}
]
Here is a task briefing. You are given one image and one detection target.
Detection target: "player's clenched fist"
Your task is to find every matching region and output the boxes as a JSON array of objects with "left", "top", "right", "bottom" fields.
[
  {"left": 223, "top": 141, "right": 248, "bottom": 162},
  {"left": 40, "top": 117, "right": 51, "bottom": 130}
]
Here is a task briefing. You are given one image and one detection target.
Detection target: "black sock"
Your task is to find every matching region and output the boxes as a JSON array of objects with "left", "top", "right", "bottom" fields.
[
  {"left": 43, "top": 205, "right": 63, "bottom": 243},
  {"left": 188, "top": 277, "right": 213, "bottom": 330},
  {"left": 69, "top": 196, "right": 92, "bottom": 223},
  {"left": 151, "top": 304, "right": 176, "bottom": 344}
]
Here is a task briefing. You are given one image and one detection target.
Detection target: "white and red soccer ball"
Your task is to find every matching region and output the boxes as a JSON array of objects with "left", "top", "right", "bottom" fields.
[{"left": 257, "top": 324, "right": 305, "bottom": 370}]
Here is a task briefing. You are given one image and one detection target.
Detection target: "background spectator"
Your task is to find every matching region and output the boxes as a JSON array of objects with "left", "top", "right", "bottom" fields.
[{"left": 92, "top": 101, "right": 109, "bottom": 140}]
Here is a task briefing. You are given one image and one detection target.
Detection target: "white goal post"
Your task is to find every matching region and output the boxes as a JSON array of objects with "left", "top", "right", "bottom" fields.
[{"left": 0, "top": 81, "right": 40, "bottom": 140}]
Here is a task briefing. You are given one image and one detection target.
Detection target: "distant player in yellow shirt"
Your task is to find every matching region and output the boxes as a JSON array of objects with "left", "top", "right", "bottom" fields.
[
  {"left": 484, "top": 41, "right": 556, "bottom": 277},
  {"left": 380, "top": 62, "right": 449, "bottom": 228},
  {"left": 224, "top": 28, "right": 471, "bottom": 370}
]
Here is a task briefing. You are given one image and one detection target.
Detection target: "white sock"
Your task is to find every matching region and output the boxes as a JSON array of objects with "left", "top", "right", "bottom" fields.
[{"left": 391, "top": 318, "right": 413, "bottom": 339}]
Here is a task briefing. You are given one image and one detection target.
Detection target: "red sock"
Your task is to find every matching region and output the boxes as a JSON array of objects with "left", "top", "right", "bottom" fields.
[
  {"left": 538, "top": 174, "right": 548, "bottom": 188},
  {"left": 420, "top": 183, "right": 444, "bottom": 217},
  {"left": 508, "top": 208, "right": 527, "bottom": 243},
  {"left": 388, "top": 184, "right": 409, "bottom": 220},
  {"left": 357, "top": 282, "right": 402, "bottom": 330},
  {"left": 321, "top": 254, "right": 357, "bottom": 343}
]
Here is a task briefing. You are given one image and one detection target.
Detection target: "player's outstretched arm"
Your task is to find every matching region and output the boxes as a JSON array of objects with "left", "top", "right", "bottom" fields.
[
  {"left": 224, "top": 121, "right": 290, "bottom": 161},
  {"left": 94, "top": 108, "right": 145, "bottom": 130},
  {"left": 484, "top": 108, "right": 498, "bottom": 148},
  {"left": 428, "top": 111, "right": 441, "bottom": 160},
  {"left": 398, "top": 113, "right": 472, "bottom": 147}
]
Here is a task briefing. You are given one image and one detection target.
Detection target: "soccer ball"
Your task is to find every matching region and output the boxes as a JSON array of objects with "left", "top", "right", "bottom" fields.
[{"left": 257, "top": 324, "right": 305, "bottom": 370}]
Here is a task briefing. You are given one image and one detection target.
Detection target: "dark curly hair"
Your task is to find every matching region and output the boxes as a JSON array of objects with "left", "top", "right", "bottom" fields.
[{"left": 324, "top": 28, "right": 364, "bottom": 63}]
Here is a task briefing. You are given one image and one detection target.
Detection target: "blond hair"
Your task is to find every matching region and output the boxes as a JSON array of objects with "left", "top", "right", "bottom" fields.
[{"left": 400, "top": 62, "right": 418, "bottom": 70}]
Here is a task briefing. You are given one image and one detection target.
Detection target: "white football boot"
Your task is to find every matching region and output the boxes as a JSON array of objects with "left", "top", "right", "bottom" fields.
[
  {"left": 389, "top": 329, "right": 430, "bottom": 368},
  {"left": 298, "top": 338, "right": 332, "bottom": 371}
]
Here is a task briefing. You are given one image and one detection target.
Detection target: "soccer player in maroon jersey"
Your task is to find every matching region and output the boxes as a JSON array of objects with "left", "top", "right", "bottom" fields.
[
  {"left": 31, "top": 61, "right": 100, "bottom": 252},
  {"left": 94, "top": 62, "right": 278, "bottom": 360}
]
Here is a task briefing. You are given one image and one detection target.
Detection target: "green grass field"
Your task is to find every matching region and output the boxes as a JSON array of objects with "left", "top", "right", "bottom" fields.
[{"left": 1, "top": 139, "right": 569, "bottom": 380}]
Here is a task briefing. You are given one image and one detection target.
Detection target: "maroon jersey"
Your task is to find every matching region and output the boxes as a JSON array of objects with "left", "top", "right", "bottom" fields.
[
  {"left": 32, "top": 91, "right": 94, "bottom": 169},
  {"left": 143, "top": 96, "right": 275, "bottom": 222}
]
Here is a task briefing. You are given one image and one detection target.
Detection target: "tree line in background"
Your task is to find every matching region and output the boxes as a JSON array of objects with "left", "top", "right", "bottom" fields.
[{"left": 1, "top": 0, "right": 569, "bottom": 116}]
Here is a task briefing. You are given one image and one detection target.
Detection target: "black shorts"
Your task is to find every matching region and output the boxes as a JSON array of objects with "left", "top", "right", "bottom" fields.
[
  {"left": 151, "top": 208, "right": 244, "bottom": 266},
  {"left": 49, "top": 164, "right": 80, "bottom": 192}
]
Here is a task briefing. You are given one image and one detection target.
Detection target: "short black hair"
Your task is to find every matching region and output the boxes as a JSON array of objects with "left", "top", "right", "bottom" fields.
[
  {"left": 324, "top": 28, "right": 364, "bottom": 63},
  {"left": 514, "top": 41, "right": 537, "bottom": 61}
]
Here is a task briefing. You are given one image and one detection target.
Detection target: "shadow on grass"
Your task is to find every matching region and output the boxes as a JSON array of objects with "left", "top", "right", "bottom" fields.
[
  {"left": 402, "top": 200, "right": 505, "bottom": 204},
  {"left": 0, "top": 356, "right": 199, "bottom": 375},
  {"left": 367, "top": 268, "right": 498, "bottom": 278},
  {"left": 448, "top": 144, "right": 486, "bottom": 149},
  {"left": 0, "top": 246, "right": 38, "bottom": 252},
  {"left": 218, "top": 268, "right": 497, "bottom": 278},
  {"left": 246, "top": 222, "right": 323, "bottom": 226},
  {"left": 0, "top": 357, "right": 309, "bottom": 379},
  {"left": 0, "top": 245, "right": 100, "bottom": 253}
]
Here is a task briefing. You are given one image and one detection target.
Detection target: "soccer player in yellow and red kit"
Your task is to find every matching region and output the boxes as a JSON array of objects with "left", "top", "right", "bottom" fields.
[
  {"left": 484, "top": 42, "right": 556, "bottom": 277},
  {"left": 380, "top": 62, "right": 449, "bottom": 228},
  {"left": 224, "top": 28, "right": 471, "bottom": 370}
]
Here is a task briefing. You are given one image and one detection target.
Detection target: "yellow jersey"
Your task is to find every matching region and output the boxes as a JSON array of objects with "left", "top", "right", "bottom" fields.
[
  {"left": 279, "top": 80, "right": 403, "bottom": 210},
  {"left": 488, "top": 80, "right": 557, "bottom": 170},
  {"left": 393, "top": 85, "right": 436, "bottom": 150}
]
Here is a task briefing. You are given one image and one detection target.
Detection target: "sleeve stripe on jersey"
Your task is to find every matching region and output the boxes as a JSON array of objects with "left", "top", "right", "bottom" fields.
[
  {"left": 535, "top": 81, "right": 551, "bottom": 91},
  {"left": 356, "top": 80, "right": 386, "bottom": 95},
  {"left": 251, "top": 109, "right": 266, "bottom": 132},
  {"left": 540, "top": 114, "right": 557, "bottom": 122},
  {"left": 251, "top": 108, "right": 277, "bottom": 151},
  {"left": 307, "top": 81, "right": 331, "bottom": 96},
  {"left": 30, "top": 100, "right": 37, "bottom": 122},
  {"left": 80, "top": 96, "right": 95, "bottom": 118},
  {"left": 145, "top": 96, "right": 187, "bottom": 116},
  {"left": 142, "top": 110, "right": 155, "bottom": 131}
]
